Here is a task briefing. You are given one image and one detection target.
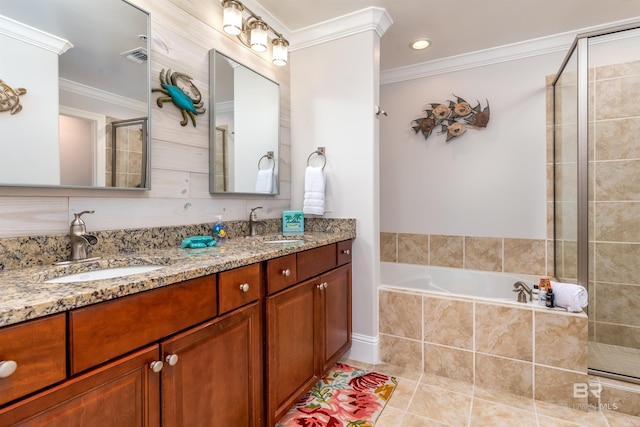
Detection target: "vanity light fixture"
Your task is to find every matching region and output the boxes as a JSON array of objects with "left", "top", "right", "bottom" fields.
[
  {"left": 221, "top": 0, "right": 289, "bottom": 66},
  {"left": 410, "top": 38, "right": 432, "bottom": 50}
]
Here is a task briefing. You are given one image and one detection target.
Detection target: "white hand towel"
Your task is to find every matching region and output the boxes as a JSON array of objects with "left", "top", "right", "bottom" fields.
[
  {"left": 550, "top": 281, "right": 588, "bottom": 313},
  {"left": 255, "top": 169, "right": 274, "bottom": 193},
  {"left": 303, "top": 166, "right": 325, "bottom": 215}
]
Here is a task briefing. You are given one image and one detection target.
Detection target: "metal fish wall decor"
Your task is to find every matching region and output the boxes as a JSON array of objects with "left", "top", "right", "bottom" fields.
[{"left": 412, "top": 95, "right": 490, "bottom": 142}]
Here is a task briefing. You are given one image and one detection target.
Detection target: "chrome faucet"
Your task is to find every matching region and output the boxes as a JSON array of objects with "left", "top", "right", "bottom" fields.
[
  {"left": 249, "top": 206, "right": 267, "bottom": 237},
  {"left": 513, "top": 281, "right": 532, "bottom": 303},
  {"left": 69, "top": 210, "right": 99, "bottom": 261}
]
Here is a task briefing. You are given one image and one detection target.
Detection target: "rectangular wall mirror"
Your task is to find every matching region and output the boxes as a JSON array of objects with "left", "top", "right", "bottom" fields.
[
  {"left": 0, "top": 0, "right": 151, "bottom": 189},
  {"left": 209, "top": 50, "right": 280, "bottom": 195}
]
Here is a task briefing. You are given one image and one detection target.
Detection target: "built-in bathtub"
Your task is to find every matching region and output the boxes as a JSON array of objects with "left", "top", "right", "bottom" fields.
[
  {"left": 380, "top": 261, "right": 538, "bottom": 303},
  {"left": 378, "top": 261, "right": 590, "bottom": 408}
]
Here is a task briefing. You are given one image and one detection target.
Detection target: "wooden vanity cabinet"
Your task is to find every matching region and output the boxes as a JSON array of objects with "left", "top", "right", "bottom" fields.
[
  {"left": 0, "top": 239, "right": 350, "bottom": 426},
  {"left": 318, "top": 263, "right": 352, "bottom": 374},
  {"left": 68, "top": 274, "right": 217, "bottom": 375},
  {"left": 0, "top": 265, "right": 263, "bottom": 427},
  {"left": 266, "top": 278, "right": 320, "bottom": 425},
  {"left": 0, "top": 314, "right": 66, "bottom": 407},
  {"left": 265, "top": 240, "right": 352, "bottom": 426},
  {"left": 161, "top": 302, "right": 262, "bottom": 426},
  {"left": 0, "top": 346, "right": 161, "bottom": 427}
]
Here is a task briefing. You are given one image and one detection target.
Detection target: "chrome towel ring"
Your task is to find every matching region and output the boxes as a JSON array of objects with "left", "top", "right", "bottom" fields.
[
  {"left": 306, "top": 147, "right": 326, "bottom": 170},
  {"left": 258, "top": 151, "right": 275, "bottom": 171}
]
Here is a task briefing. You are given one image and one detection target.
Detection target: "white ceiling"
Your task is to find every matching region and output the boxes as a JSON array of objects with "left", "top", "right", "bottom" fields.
[{"left": 256, "top": 0, "right": 640, "bottom": 71}]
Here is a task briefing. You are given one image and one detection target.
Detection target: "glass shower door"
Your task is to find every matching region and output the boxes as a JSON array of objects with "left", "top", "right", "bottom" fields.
[
  {"left": 554, "top": 23, "right": 640, "bottom": 381},
  {"left": 587, "top": 27, "right": 640, "bottom": 380}
]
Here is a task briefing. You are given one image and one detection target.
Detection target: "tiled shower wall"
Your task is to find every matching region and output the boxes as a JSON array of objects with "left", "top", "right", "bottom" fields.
[{"left": 552, "top": 60, "right": 640, "bottom": 350}]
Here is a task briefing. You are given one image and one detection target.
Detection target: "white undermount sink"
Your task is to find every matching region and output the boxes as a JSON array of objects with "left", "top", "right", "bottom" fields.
[{"left": 44, "top": 265, "right": 165, "bottom": 283}]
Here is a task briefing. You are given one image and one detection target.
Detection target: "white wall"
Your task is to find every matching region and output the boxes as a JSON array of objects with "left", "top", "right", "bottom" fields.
[
  {"left": 291, "top": 29, "right": 382, "bottom": 361},
  {"left": 235, "top": 65, "right": 279, "bottom": 192},
  {"left": 0, "top": 32, "right": 60, "bottom": 185},
  {"left": 59, "top": 115, "right": 93, "bottom": 186},
  {"left": 380, "top": 52, "right": 566, "bottom": 240}
]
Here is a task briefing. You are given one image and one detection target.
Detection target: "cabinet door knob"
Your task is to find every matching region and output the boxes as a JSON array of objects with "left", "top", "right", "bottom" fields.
[
  {"left": 281, "top": 269, "right": 291, "bottom": 277},
  {"left": 323, "top": 282, "right": 328, "bottom": 289},
  {"left": 240, "top": 283, "right": 250, "bottom": 292},
  {"left": 149, "top": 360, "right": 164, "bottom": 373},
  {"left": 0, "top": 360, "right": 17, "bottom": 378},
  {"left": 316, "top": 283, "right": 323, "bottom": 290},
  {"left": 342, "top": 249, "right": 350, "bottom": 255},
  {"left": 165, "top": 354, "right": 179, "bottom": 366}
]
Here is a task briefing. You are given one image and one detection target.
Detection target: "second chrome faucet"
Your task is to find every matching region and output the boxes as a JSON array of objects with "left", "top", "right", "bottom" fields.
[{"left": 249, "top": 206, "right": 267, "bottom": 237}]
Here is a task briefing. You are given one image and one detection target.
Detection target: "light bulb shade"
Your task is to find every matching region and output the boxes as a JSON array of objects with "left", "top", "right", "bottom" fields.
[
  {"left": 223, "top": 1, "right": 243, "bottom": 36},
  {"left": 250, "top": 21, "right": 268, "bottom": 52},
  {"left": 272, "top": 38, "right": 288, "bottom": 66}
]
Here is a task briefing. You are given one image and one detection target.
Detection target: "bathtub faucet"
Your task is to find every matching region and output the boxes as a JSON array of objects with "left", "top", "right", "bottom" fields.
[{"left": 513, "top": 281, "right": 532, "bottom": 303}]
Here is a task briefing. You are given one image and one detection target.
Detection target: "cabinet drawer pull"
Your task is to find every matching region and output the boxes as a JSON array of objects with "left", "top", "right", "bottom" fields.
[
  {"left": 165, "top": 354, "right": 179, "bottom": 366},
  {"left": 149, "top": 360, "right": 164, "bottom": 373},
  {"left": 240, "top": 283, "right": 250, "bottom": 292},
  {"left": 281, "top": 269, "right": 291, "bottom": 277},
  {"left": 342, "top": 249, "right": 350, "bottom": 255},
  {"left": 0, "top": 360, "right": 17, "bottom": 378}
]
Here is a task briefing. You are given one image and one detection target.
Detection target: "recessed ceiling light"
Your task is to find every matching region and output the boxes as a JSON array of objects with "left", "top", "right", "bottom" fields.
[{"left": 410, "top": 39, "right": 431, "bottom": 50}]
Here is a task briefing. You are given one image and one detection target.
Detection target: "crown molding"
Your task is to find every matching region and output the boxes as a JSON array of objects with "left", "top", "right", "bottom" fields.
[
  {"left": 0, "top": 15, "right": 73, "bottom": 55},
  {"left": 215, "top": 100, "right": 234, "bottom": 114},
  {"left": 59, "top": 78, "right": 147, "bottom": 113},
  {"left": 381, "top": 17, "right": 640, "bottom": 85},
  {"left": 289, "top": 7, "right": 393, "bottom": 52}
]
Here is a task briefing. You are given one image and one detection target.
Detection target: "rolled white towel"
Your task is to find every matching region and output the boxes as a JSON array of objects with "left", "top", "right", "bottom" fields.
[{"left": 550, "top": 281, "right": 588, "bottom": 313}]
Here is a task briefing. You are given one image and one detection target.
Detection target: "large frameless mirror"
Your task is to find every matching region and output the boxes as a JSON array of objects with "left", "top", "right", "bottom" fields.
[
  {"left": 0, "top": 0, "right": 151, "bottom": 189},
  {"left": 209, "top": 50, "right": 280, "bottom": 195}
]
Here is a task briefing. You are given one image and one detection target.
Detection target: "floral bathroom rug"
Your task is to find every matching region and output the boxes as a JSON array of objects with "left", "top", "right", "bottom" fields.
[{"left": 275, "top": 362, "right": 397, "bottom": 427}]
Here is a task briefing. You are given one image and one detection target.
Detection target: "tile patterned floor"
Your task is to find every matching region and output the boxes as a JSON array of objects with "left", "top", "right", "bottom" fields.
[{"left": 340, "top": 359, "right": 640, "bottom": 427}]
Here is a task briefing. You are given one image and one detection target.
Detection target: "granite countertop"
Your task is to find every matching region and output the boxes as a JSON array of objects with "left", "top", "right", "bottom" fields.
[{"left": 0, "top": 231, "right": 355, "bottom": 328}]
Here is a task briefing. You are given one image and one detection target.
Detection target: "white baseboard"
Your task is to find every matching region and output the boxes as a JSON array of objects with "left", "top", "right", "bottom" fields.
[{"left": 343, "top": 333, "right": 379, "bottom": 365}]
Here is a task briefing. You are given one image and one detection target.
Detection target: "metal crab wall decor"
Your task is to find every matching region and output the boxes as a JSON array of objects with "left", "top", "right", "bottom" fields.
[
  {"left": 152, "top": 69, "right": 205, "bottom": 127},
  {"left": 0, "top": 79, "right": 27, "bottom": 115},
  {"left": 412, "top": 95, "right": 490, "bottom": 142}
]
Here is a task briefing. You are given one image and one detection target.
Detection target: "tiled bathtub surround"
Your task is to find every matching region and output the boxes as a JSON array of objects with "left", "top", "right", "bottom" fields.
[
  {"left": 380, "top": 232, "right": 549, "bottom": 277},
  {"left": 378, "top": 286, "right": 598, "bottom": 411}
]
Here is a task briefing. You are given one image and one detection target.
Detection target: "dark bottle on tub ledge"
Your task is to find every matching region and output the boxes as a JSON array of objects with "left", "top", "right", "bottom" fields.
[{"left": 545, "top": 283, "right": 555, "bottom": 308}]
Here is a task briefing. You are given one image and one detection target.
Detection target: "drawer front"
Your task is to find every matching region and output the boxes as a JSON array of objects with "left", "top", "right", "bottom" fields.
[
  {"left": 266, "top": 254, "right": 297, "bottom": 294},
  {"left": 218, "top": 263, "right": 262, "bottom": 314},
  {"left": 336, "top": 240, "right": 352, "bottom": 266},
  {"left": 69, "top": 275, "right": 217, "bottom": 375},
  {"left": 0, "top": 314, "right": 66, "bottom": 406},
  {"left": 296, "top": 244, "right": 337, "bottom": 282}
]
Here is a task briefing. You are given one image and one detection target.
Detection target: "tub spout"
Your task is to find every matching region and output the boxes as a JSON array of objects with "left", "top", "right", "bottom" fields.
[{"left": 513, "top": 281, "right": 532, "bottom": 303}]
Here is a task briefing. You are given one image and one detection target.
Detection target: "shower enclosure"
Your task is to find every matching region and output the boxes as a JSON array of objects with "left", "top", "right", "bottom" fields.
[{"left": 553, "top": 22, "right": 640, "bottom": 381}]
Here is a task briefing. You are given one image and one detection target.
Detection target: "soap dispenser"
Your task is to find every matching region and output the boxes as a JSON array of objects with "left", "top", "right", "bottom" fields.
[{"left": 213, "top": 215, "right": 227, "bottom": 243}]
